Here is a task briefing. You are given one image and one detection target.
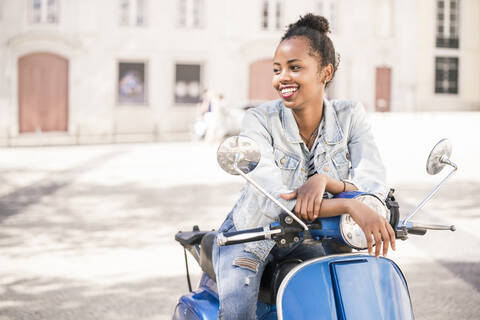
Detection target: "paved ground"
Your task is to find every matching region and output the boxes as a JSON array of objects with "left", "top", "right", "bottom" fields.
[{"left": 0, "top": 142, "right": 479, "bottom": 319}]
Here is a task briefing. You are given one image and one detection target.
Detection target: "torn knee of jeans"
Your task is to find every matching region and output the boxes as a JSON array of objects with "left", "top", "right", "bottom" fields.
[{"left": 233, "top": 257, "right": 260, "bottom": 273}]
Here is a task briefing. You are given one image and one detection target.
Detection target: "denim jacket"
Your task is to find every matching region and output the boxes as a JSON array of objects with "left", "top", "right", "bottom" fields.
[{"left": 232, "top": 98, "right": 388, "bottom": 261}]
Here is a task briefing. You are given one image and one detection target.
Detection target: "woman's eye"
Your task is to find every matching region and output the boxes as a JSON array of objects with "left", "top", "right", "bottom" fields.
[
  {"left": 273, "top": 68, "right": 280, "bottom": 74},
  {"left": 291, "top": 65, "right": 301, "bottom": 71}
]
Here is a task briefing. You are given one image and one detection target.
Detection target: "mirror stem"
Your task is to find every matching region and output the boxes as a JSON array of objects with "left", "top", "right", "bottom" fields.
[
  {"left": 402, "top": 159, "right": 458, "bottom": 227},
  {"left": 233, "top": 162, "right": 308, "bottom": 231},
  {"left": 440, "top": 155, "right": 457, "bottom": 170}
]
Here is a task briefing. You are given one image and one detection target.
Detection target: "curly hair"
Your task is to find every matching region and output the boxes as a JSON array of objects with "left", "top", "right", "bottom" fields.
[{"left": 281, "top": 13, "right": 340, "bottom": 87}]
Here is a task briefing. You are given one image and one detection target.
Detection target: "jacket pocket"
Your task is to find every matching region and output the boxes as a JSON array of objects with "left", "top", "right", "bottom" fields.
[
  {"left": 273, "top": 148, "right": 300, "bottom": 170},
  {"left": 273, "top": 148, "right": 300, "bottom": 188},
  {"left": 331, "top": 148, "right": 350, "bottom": 179}
]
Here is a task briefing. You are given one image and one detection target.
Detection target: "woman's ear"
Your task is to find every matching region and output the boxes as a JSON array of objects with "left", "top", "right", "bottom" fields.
[{"left": 321, "top": 64, "right": 334, "bottom": 84}]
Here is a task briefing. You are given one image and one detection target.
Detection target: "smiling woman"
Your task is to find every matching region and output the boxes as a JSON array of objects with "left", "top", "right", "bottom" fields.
[{"left": 212, "top": 13, "right": 393, "bottom": 320}]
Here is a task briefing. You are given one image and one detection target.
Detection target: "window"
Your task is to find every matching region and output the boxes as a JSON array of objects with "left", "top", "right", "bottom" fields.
[
  {"left": 175, "top": 64, "right": 202, "bottom": 104},
  {"left": 30, "top": 0, "right": 59, "bottom": 24},
  {"left": 435, "top": 57, "right": 458, "bottom": 94},
  {"left": 177, "top": 0, "right": 203, "bottom": 28},
  {"left": 119, "top": 0, "right": 147, "bottom": 26},
  {"left": 261, "top": 0, "right": 283, "bottom": 31},
  {"left": 317, "top": 0, "right": 337, "bottom": 33},
  {"left": 436, "top": 0, "right": 459, "bottom": 48},
  {"left": 118, "top": 62, "right": 147, "bottom": 104}
]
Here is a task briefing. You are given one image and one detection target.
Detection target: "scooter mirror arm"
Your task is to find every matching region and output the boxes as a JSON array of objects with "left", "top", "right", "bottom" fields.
[
  {"left": 233, "top": 162, "right": 309, "bottom": 231},
  {"left": 402, "top": 158, "right": 458, "bottom": 228}
]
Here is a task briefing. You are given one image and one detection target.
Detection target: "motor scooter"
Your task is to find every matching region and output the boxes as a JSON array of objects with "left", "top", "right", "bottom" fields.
[{"left": 173, "top": 136, "right": 457, "bottom": 319}]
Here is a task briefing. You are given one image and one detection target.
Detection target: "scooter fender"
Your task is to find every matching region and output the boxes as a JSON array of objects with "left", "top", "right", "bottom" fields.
[
  {"left": 277, "top": 254, "right": 414, "bottom": 320},
  {"left": 173, "top": 273, "right": 278, "bottom": 320}
]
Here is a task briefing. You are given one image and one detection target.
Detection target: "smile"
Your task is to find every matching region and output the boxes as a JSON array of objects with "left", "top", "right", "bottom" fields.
[{"left": 280, "top": 86, "right": 298, "bottom": 99}]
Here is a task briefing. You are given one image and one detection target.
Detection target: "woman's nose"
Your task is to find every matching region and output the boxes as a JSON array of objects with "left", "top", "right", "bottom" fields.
[{"left": 279, "top": 69, "right": 291, "bottom": 82}]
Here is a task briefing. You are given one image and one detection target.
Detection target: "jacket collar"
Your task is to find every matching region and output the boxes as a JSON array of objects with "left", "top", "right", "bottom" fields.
[{"left": 281, "top": 98, "right": 343, "bottom": 145}]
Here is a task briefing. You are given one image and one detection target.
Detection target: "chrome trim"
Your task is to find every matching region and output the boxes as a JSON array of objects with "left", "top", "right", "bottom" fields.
[
  {"left": 411, "top": 222, "right": 456, "bottom": 231},
  {"left": 276, "top": 253, "right": 382, "bottom": 319},
  {"left": 263, "top": 225, "right": 282, "bottom": 239},
  {"left": 216, "top": 227, "right": 282, "bottom": 246},
  {"left": 216, "top": 233, "right": 227, "bottom": 246},
  {"left": 339, "top": 193, "right": 388, "bottom": 250}
]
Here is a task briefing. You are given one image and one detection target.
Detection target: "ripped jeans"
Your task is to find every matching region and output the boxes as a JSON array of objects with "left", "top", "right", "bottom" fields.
[{"left": 212, "top": 213, "right": 327, "bottom": 320}]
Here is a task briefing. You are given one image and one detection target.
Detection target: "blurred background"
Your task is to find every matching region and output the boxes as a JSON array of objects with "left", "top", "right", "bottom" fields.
[
  {"left": 0, "top": 0, "right": 479, "bottom": 319},
  {"left": 0, "top": 0, "right": 479, "bottom": 145}
]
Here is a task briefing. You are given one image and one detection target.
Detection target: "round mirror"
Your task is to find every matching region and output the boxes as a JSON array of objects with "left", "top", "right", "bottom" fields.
[
  {"left": 217, "top": 135, "right": 261, "bottom": 175},
  {"left": 426, "top": 138, "right": 452, "bottom": 175}
]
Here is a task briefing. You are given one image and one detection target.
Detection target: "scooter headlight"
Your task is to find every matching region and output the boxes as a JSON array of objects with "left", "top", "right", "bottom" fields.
[{"left": 339, "top": 194, "right": 390, "bottom": 250}]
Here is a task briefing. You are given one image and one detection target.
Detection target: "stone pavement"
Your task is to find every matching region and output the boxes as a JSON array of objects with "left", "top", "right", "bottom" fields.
[{"left": 0, "top": 142, "right": 479, "bottom": 319}]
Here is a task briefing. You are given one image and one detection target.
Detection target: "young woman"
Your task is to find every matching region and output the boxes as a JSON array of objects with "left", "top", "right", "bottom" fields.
[{"left": 212, "top": 13, "right": 396, "bottom": 319}]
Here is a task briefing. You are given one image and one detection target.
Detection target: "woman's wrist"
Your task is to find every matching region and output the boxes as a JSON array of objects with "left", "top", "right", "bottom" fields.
[
  {"left": 317, "top": 173, "right": 331, "bottom": 188},
  {"left": 343, "top": 198, "right": 360, "bottom": 218}
]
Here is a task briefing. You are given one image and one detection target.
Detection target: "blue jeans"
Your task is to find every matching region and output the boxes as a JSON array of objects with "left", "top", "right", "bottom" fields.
[{"left": 212, "top": 214, "right": 327, "bottom": 320}]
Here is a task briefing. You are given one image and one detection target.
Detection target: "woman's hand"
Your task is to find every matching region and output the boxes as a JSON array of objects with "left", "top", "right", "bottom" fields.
[
  {"left": 346, "top": 199, "right": 396, "bottom": 257},
  {"left": 280, "top": 174, "right": 329, "bottom": 222}
]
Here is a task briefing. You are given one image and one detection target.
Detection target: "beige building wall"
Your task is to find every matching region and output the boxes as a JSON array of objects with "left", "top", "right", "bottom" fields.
[
  {"left": 0, "top": 0, "right": 479, "bottom": 146},
  {"left": 417, "top": 0, "right": 480, "bottom": 111}
]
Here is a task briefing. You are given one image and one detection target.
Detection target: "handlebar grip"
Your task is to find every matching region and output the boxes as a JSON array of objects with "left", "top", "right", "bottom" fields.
[
  {"left": 408, "top": 227, "right": 427, "bottom": 236},
  {"left": 217, "top": 227, "right": 266, "bottom": 246}
]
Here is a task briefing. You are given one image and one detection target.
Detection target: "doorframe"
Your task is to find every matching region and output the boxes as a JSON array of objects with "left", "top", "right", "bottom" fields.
[
  {"left": 6, "top": 34, "right": 76, "bottom": 136},
  {"left": 18, "top": 52, "right": 69, "bottom": 133},
  {"left": 375, "top": 66, "right": 392, "bottom": 112}
]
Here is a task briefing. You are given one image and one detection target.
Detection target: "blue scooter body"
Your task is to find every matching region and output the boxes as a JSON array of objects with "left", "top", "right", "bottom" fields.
[
  {"left": 173, "top": 254, "right": 413, "bottom": 320},
  {"left": 173, "top": 191, "right": 413, "bottom": 319},
  {"left": 277, "top": 254, "right": 413, "bottom": 320},
  {"left": 173, "top": 273, "right": 219, "bottom": 319},
  {"left": 173, "top": 273, "right": 278, "bottom": 319}
]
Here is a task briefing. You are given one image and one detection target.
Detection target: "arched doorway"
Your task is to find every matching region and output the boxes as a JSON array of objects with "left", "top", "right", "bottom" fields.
[
  {"left": 18, "top": 53, "right": 68, "bottom": 133},
  {"left": 248, "top": 59, "right": 278, "bottom": 101}
]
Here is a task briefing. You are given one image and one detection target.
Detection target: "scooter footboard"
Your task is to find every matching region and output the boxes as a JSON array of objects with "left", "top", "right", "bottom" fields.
[{"left": 277, "top": 254, "right": 414, "bottom": 320}]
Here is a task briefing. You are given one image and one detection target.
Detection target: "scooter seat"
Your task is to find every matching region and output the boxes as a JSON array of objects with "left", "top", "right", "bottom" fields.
[
  {"left": 175, "top": 230, "right": 209, "bottom": 246},
  {"left": 200, "top": 231, "right": 217, "bottom": 281}
]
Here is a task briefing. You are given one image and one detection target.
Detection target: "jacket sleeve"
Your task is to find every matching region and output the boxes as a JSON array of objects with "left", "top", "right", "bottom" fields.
[
  {"left": 343, "top": 103, "right": 388, "bottom": 200},
  {"left": 239, "top": 108, "right": 296, "bottom": 223}
]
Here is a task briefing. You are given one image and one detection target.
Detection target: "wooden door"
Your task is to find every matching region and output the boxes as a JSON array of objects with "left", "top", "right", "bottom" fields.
[
  {"left": 18, "top": 53, "right": 68, "bottom": 133},
  {"left": 248, "top": 59, "right": 278, "bottom": 101},
  {"left": 375, "top": 67, "right": 391, "bottom": 112}
]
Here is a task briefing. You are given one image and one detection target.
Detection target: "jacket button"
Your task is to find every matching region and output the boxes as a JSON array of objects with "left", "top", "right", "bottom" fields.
[
  {"left": 346, "top": 153, "right": 350, "bottom": 160},
  {"left": 280, "top": 157, "right": 287, "bottom": 165},
  {"left": 323, "top": 165, "right": 329, "bottom": 172}
]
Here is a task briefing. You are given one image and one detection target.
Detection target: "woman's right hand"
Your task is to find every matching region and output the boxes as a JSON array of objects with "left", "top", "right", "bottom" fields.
[{"left": 346, "top": 199, "right": 396, "bottom": 257}]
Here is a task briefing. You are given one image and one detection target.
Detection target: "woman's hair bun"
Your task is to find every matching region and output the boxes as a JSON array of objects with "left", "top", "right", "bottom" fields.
[{"left": 294, "top": 13, "right": 330, "bottom": 34}]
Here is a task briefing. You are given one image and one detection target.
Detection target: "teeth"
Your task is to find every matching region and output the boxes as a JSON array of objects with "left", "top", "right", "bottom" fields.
[{"left": 281, "top": 87, "right": 297, "bottom": 94}]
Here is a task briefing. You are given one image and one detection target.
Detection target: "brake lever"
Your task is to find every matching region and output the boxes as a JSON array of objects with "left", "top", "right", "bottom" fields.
[{"left": 410, "top": 221, "right": 456, "bottom": 231}]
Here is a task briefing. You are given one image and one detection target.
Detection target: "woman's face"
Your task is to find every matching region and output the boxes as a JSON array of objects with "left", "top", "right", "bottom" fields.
[{"left": 272, "top": 37, "right": 327, "bottom": 110}]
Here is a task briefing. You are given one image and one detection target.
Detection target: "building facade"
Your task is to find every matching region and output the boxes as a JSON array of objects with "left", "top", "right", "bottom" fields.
[{"left": 0, "top": 0, "right": 479, "bottom": 146}]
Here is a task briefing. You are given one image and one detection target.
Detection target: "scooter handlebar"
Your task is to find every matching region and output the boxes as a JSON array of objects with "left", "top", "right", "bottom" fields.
[
  {"left": 397, "top": 221, "right": 456, "bottom": 239},
  {"left": 217, "top": 226, "right": 282, "bottom": 246},
  {"left": 407, "top": 227, "right": 427, "bottom": 236}
]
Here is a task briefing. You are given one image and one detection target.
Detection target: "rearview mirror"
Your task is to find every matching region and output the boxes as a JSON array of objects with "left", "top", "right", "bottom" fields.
[
  {"left": 426, "top": 138, "right": 452, "bottom": 175},
  {"left": 217, "top": 135, "right": 261, "bottom": 175}
]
